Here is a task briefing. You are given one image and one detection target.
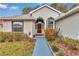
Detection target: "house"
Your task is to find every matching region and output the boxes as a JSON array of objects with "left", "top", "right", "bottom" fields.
[
  {"left": 56, "top": 5, "right": 79, "bottom": 39},
  {"left": 0, "top": 4, "right": 79, "bottom": 39}
]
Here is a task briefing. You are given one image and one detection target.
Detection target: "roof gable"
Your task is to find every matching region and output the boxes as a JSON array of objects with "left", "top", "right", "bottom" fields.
[{"left": 29, "top": 4, "right": 62, "bottom": 15}]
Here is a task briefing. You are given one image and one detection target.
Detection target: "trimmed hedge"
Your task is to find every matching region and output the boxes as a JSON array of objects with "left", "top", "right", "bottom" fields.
[{"left": 0, "top": 32, "right": 31, "bottom": 42}]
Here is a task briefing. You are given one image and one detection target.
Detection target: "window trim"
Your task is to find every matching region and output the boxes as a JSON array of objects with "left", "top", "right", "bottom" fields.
[
  {"left": 47, "top": 20, "right": 53, "bottom": 28},
  {"left": 12, "top": 21, "right": 24, "bottom": 32},
  {"left": 47, "top": 17, "right": 55, "bottom": 29}
]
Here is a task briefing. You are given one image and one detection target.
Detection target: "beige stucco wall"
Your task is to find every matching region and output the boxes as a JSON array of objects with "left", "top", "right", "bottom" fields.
[
  {"left": 3, "top": 21, "right": 12, "bottom": 32},
  {"left": 32, "top": 6, "right": 60, "bottom": 29},
  {"left": 1, "top": 20, "right": 34, "bottom": 37},
  {"left": 56, "top": 13, "right": 79, "bottom": 39},
  {"left": 24, "top": 21, "right": 35, "bottom": 37},
  {"left": 0, "top": 25, "right": 3, "bottom": 32}
]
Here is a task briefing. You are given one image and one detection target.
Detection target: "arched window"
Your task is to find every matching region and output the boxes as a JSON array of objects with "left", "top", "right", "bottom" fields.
[{"left": 47, "top": 17, "right": 55, "bottom": 29}]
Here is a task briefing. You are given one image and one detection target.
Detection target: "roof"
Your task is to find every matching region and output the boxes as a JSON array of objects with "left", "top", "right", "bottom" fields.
[
  {"left": 29, "top": 4, "right": 62, "bottom": 15},
  {"left": 0, "top": 14, "right": 35, "bottom": 21},
  {"left": 56, "top": 5, "right": 79, "bottom": 22},
  {"left": 0, "top": 4, "right": 63, "bottom": 21}
]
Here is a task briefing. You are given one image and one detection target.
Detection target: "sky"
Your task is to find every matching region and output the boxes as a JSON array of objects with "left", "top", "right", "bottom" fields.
[
  {"left": 0, "top": 3, "right": 41, "bottom": 17},
  {"left": 0, "top": 3, "right": 73, "bottom": 17}
]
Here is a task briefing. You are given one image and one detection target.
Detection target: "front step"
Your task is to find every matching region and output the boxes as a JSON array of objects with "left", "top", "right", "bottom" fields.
[
  {"left": 33, "top": 34, "right": 45, "bottom": 39},
  {"left": 35, "top": 34, "right": 44, "bottom": 36}
]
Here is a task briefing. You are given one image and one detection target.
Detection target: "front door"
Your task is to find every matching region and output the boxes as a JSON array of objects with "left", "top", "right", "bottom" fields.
[{"left": 37, "top": 24, "right": 42, "bottom": 33}]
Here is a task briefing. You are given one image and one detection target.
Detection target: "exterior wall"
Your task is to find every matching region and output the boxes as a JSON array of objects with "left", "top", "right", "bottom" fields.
[
  {"left": 3, "top": 21, "right": 12, "bottom": 32},
  {"left": 1, "top": 20, "right": 35, "bottom": 38},
  {"left": 32, "top": 6, "right": 60, "bottom": 29},
  {"left": 56, "top": 13, "right": 79, "bottom": 39},
  {"left": 24, "top": 21, "right": 35, "bottom": 37},
  {"left": 0, "top": 25, "right": 3, "bottom": 32}
]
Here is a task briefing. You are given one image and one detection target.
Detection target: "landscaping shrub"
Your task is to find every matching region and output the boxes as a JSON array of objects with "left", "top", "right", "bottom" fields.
[
  {"left": 50, "top": 36, "right": 79, "bottom": 56},
  {"left": 45, "top": 28, "right": 59, "bottom": 41},
  {"left": 46, "top": 35, "right": 55, "bottom": 41},
  {"left": 57, "top": 51, "right": 65, "bottom": 56},
  {"left": 0, "top": 39, "right": 5, "bottom": 42},
  {"left": 59, "top": 37, "right": 79, "bottom": 50},
  {"left": 8, "top": 39, "right": 13, "bottom": 42},
  {"left": 51, "top": 45, "right": 59, "bottom": 52},
  {"left": 0, "top": 32, "right": 30, "bottom": 42}
]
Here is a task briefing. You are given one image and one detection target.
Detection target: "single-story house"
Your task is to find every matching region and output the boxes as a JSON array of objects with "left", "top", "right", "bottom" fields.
[{"left": 0, "top": 4, "right": 79, "bottom": 39}]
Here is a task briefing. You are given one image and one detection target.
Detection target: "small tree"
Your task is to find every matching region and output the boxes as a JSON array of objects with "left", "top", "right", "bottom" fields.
[
  {"left": 50, "top": 3, "right": 69, "bottom": 13},
  {"left": 22, "top": 7, "right": 32, "bottom": 14}
]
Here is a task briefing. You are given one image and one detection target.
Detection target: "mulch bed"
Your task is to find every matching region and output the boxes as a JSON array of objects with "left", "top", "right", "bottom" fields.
[{"left": 49, "top": 37, "right": 79, "bottom": 56}]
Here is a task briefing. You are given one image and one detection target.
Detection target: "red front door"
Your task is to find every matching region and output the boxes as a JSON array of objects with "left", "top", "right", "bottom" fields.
[{"left": 37, "top": 24, "right": 42, "bottom": 33}]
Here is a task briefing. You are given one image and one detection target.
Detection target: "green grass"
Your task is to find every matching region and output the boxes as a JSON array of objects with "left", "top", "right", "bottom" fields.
[
  {"left": 51, "top": 45, "right": 59, "bottom": 52},
  {"left": 57, "top": 51, "right": 65, "bottom": 56},
  {"left": 0, "top": 41, "right": 35, "bottom": 56}
]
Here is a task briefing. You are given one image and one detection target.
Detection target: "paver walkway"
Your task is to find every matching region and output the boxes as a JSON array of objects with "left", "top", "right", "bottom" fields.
[{"left": 32, "top": 36, "right": 53, "bottom": 56}]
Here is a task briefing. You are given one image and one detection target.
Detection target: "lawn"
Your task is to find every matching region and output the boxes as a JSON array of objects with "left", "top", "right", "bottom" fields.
[{"left": 0, "top": 40, "right": 35, "bottom": 56}]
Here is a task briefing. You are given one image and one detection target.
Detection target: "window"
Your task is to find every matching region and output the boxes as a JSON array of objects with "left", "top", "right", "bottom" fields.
[
  {"left": 48, "top": 21, "right": 53, "bottom": 28},
  {"left": 12, "top": 21, "right": 23, "bottom": 32},
  {"left": 47, "top": 18, "right": 54, "bottom": 29}
]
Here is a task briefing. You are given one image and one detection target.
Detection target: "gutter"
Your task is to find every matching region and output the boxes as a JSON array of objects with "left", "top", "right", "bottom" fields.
[
  {"left": 56, "top": 5, "right": 79, "bottom": 22},
  {"left": 0, "top": 19, "right": 35, "bottom": 21}
]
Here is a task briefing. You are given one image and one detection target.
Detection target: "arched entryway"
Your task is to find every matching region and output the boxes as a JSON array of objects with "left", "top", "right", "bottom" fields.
[{"left": 35, "top": 17, "right": 44, "bottom": 36}]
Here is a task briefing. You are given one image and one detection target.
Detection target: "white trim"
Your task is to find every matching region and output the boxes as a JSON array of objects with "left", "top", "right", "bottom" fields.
[
  {"left": 29, "top": 4, "right": 62, "bottom": 15},
  {"left": 47, "top": 17, "right": 56, "bottom": 29}
]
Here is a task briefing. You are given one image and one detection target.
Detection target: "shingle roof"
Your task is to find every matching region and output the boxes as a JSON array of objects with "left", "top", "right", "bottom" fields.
[
  {"left": 0, "top": 14, "right": 35, "bottom": 21},
  {"left": 56, "top": 5, "right": 79, "bottom": 21}
]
